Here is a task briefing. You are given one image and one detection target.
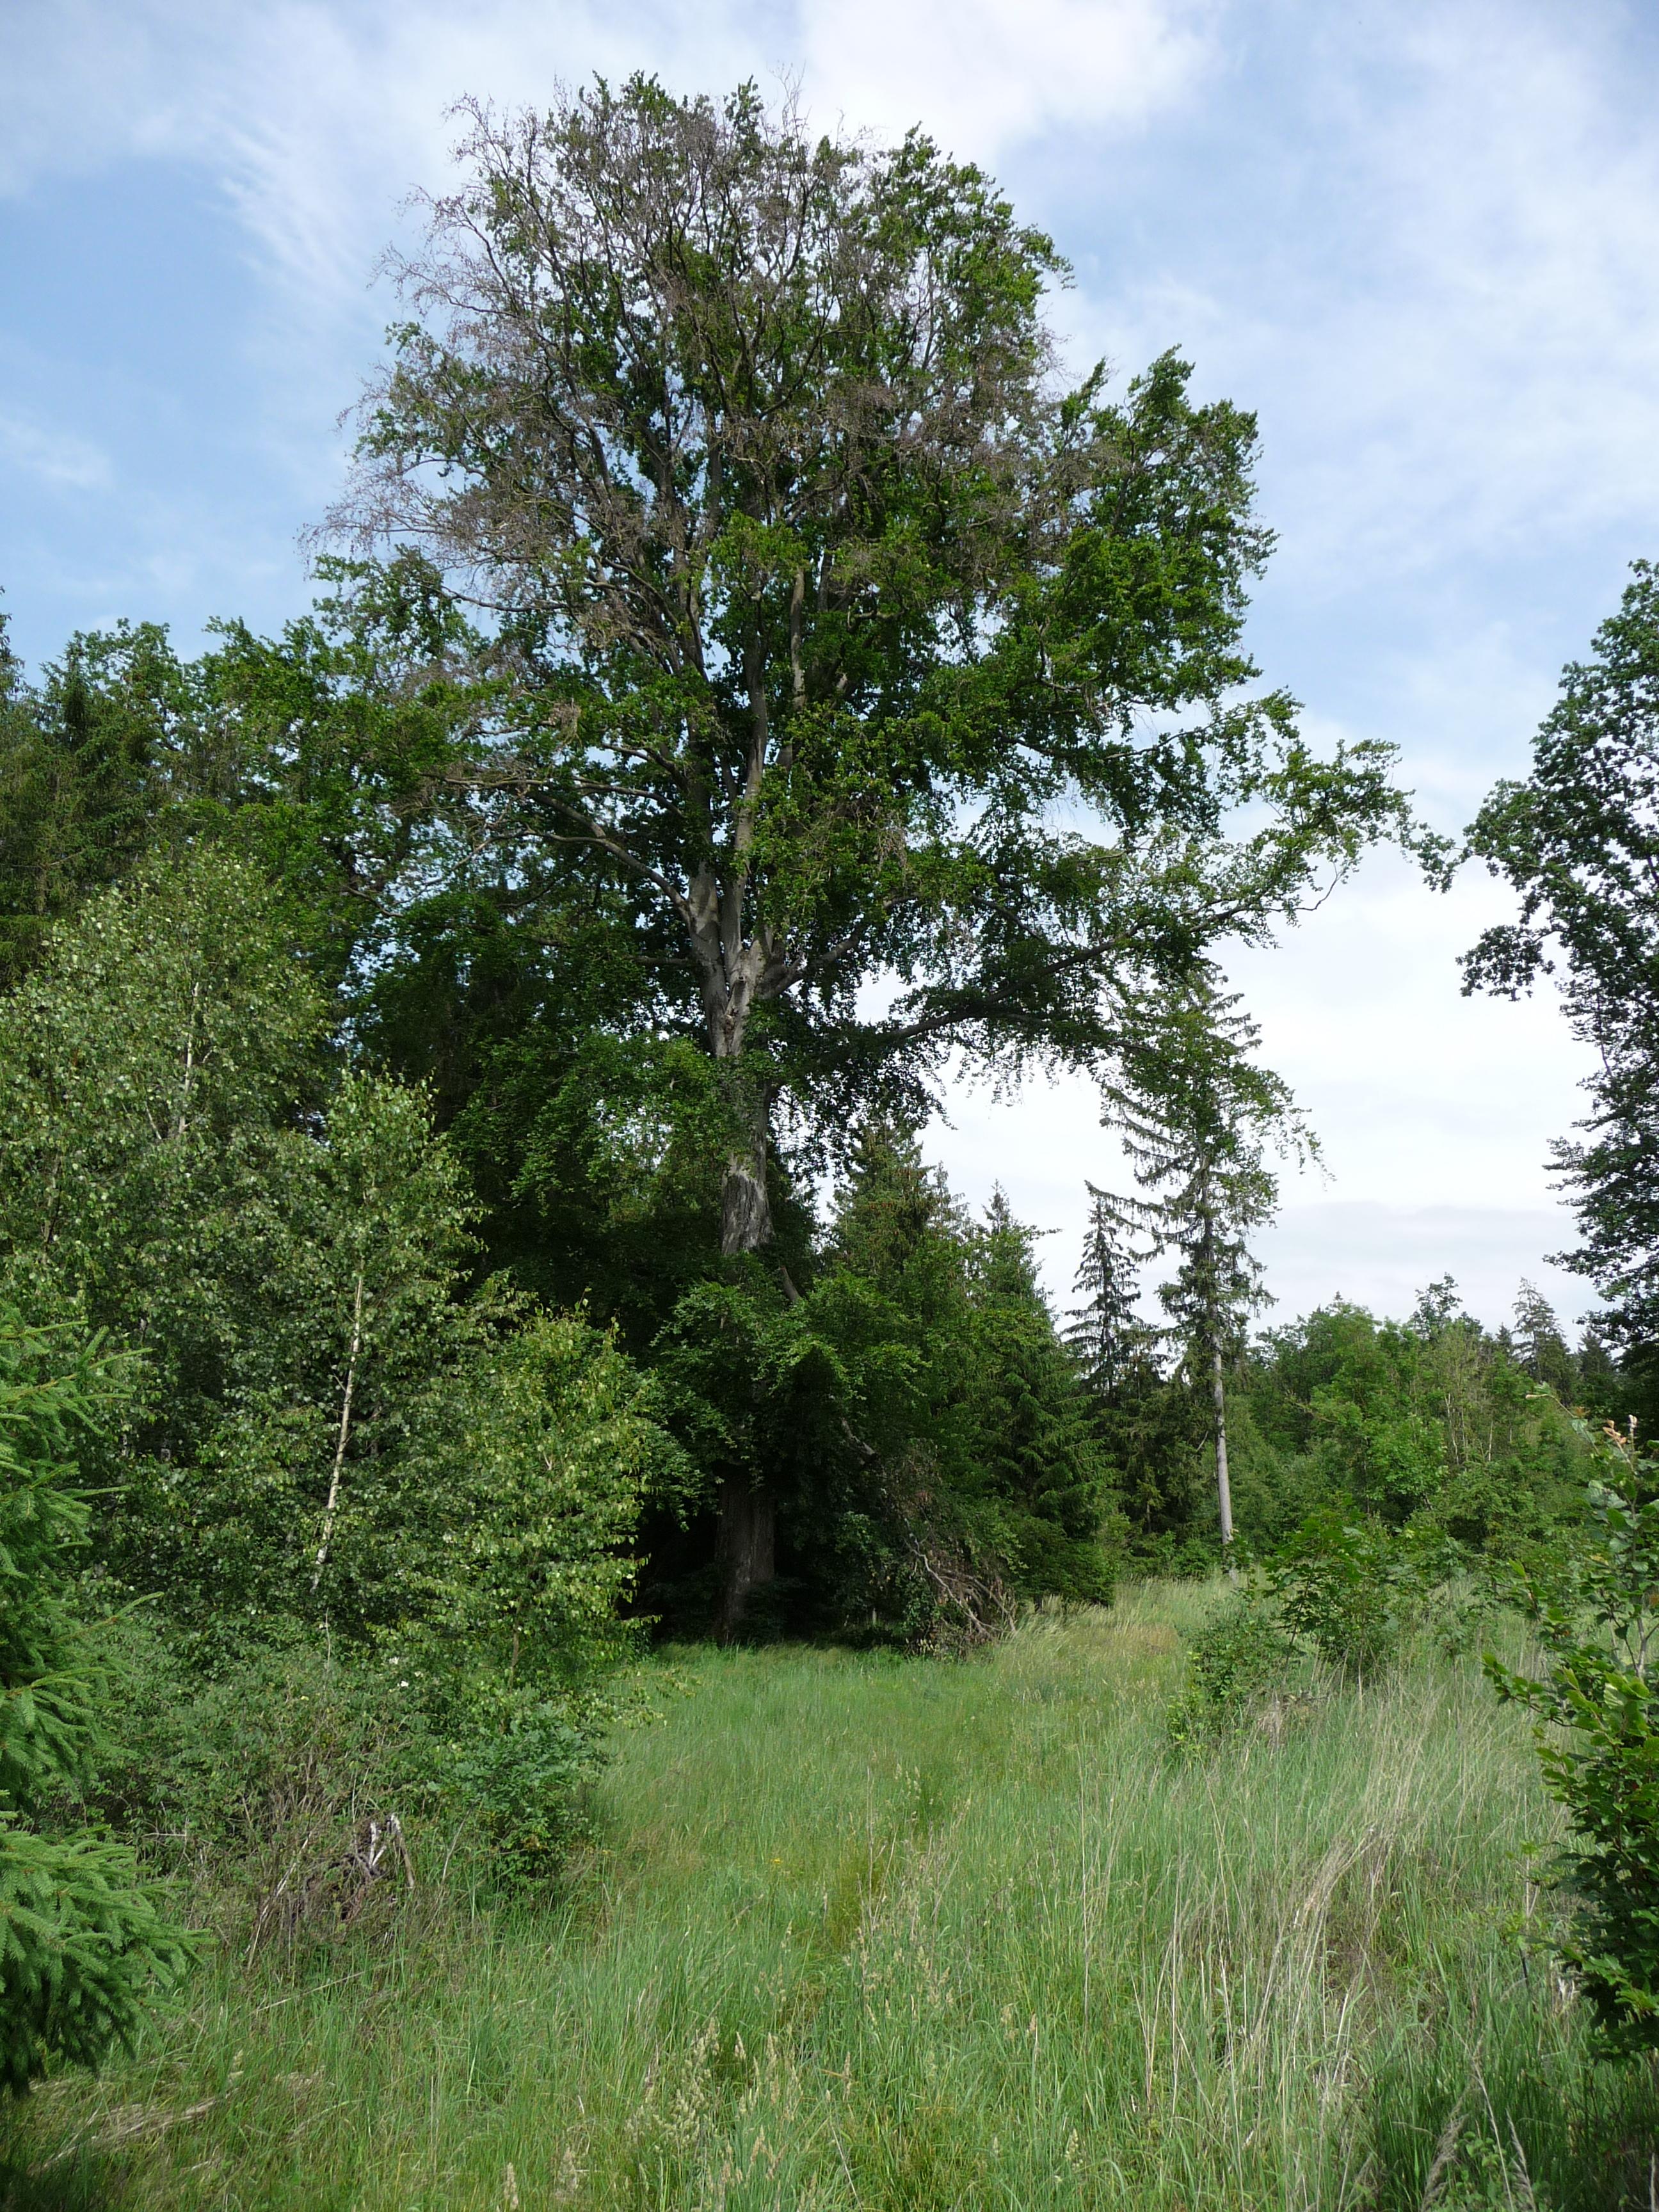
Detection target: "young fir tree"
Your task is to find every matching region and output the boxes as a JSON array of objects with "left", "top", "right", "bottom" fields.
[
  {"left": 1409, "top": 1275, "right": 1471, "bottom": 1337},
  {"left": 1097, "top": 985, "right": 1294, "bottom": 1562},
  {"left": 970, "top": 1194, "right": 1114, "bottom": 1604},
  {"left": 0, "top": 1316, "right": 185, "bottom": 2091},
  {"left": 1064, "top": 1187, "right": 1150, "bottom": 1399}
]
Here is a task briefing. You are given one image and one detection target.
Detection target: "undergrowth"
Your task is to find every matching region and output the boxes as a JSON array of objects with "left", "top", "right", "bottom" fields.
[{"left": 4, "top": 1582, "right": 1657, "bottom": 2210}]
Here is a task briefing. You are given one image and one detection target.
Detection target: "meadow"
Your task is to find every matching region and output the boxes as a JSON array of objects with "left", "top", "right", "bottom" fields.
[{"left": 4, "top": 1583, "right": 1656, "bottom": 2212}]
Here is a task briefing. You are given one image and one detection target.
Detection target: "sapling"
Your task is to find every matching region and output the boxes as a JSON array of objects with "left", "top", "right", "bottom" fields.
[
  {"left": 1487, "top": 1420, "right": 1659, "bottom": 2052},
  {"left": 0, "top": 1313, "right": 186, "bottom": 2091}
]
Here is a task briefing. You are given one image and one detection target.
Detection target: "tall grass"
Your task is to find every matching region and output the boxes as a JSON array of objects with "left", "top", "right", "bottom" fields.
[{"left": 5, "top": 1583, "right": 1656, "bottom": 2209}]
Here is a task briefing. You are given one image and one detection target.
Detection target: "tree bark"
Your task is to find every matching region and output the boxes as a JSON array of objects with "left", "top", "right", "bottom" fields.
[
  {"left": 1211, "top": 1337, "right": 1237, "bottom": 1580},
  {"left": 685, "top": 666, "right": 790, "bottom": 1624},
  {"left": 715, "top": 1471, "right": 777, "bottom": 1642},
  {"left": 312, "top": 1269, "right": 365, "bottom": 1594},
  {"left": 715, "top": 1093, "right": 778, "bottom": 1634},
  {"left": 721, "top": 1144, "right": 771, "bottom": 1256}
]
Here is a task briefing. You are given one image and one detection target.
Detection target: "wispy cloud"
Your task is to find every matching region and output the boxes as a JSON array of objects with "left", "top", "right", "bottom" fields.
[
  {"left": 1074, "top": 1, "right": 1659, "bottom": 598},
  {"left": 6, "top": 0, "right": 1216, "bottom": 323},
  {"left": 797, "top": 0, "right": 1214, "bottom": 151},
  {"left": 0, "top": 409, "right": 112, "bottom": 490}
]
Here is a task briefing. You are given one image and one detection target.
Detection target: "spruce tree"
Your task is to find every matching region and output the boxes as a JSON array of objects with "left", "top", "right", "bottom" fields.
[
  {"left": 1511, "top": 1278, "right": 1578, "bottom": 1400},
  {"left": 1064, "top": 1188, "right": 1150, "bottom": 1399},
  {"left": 1096, "top": 984, "right": 1294, "bottom": 1560},
  {"left": 970, "top": 1194, "right": 1113, "bottom": 1603},
  {"left": 0, "top": 1316, "right": 184, "bottom": 2091}
]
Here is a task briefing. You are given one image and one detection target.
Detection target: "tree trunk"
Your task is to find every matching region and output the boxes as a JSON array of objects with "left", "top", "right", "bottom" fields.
[
  {"left": 312, "top": 1269, "right": 365, "bottom": 1594},
  {"left": 1211, "top": 1338, "right": 1237, "bottom": 1579},
  {"left": 716, "top": 1471, "right": 777, "bottom": 1642},
  {"left": 715, "top": 1093, "right": 779, "bottom": 1634},
  {"left": 721, "top": 1146, "right": 771, "bottom": 1255}
]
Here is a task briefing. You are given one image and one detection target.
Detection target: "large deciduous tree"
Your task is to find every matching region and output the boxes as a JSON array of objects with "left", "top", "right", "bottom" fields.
[{"left": 332, "top": 76, "right": 1417, "bottom": 1621}]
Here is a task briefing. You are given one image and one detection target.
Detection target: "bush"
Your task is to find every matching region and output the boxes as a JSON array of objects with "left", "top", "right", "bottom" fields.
[
  {"left": 82, "top": 1624, "right": 428, "bottom": 1946},
  {"left": 443, "top": 1678, "right": 604, "bottom": 1879},
  {"left": 1265, "top": 1507, "right": 1444, "bottom": 1679},
  {"left": 0, "top": 1312, "right": 186, "bottom": 2090},
  {"left": 81, "top": 1311, "right": 669, "bottom": 1915},
  {"left": 86, "top": 1620, "right": 611, "bottom": 1943},
  {"left": 1167, "top": 1594, "right": 1296, "bottom": 1745},
  {"left": 1487, "top": 1425, "right": 1659, "bottom": 2055}
]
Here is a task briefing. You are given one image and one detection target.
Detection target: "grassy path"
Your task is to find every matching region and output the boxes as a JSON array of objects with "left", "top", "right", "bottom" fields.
[{"left": 6, "top": 1586, "right": 1658, "bottom": 2209}]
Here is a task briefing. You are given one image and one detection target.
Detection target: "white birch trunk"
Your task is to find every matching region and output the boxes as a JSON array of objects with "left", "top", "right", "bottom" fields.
[{"left": 312, "top": 1269, "right": 365, "bottom": 1593}]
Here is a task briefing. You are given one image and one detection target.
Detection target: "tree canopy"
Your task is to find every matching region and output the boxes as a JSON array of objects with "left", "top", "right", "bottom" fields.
[{"left": 334, "top": 77, "right": 1419, "bottom": 1246}]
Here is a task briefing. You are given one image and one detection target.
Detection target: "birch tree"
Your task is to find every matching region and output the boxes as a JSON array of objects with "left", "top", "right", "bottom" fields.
[{"left": 0, "top": 845, "right": 323, "bottom": 1409}]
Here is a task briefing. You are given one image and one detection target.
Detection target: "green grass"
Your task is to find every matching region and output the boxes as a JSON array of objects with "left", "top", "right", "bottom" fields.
[{"left": 6, "top": 1582, "right": 1658, "bottom": 2209}]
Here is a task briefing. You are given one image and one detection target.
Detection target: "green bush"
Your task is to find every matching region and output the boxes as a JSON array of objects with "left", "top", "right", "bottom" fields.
[
  {"left": 442, "top": 1678, "right": 603, "bottom": 1878},
  {"left": 80, "top": 1311, "right": 668, "bottom": 1912},
  {"left": 1265, "top": 1508, "right": 1434, "bottom": 1679},
  {"left": 1167, "top": 1594, "right": 1296, "bottom": 1745},
  {"left": 0, "top": 1313, "right": 186, "bottom": 2091},
  {"left": 1487, "top": 1426, "right": 1659, "bottom": 2055},
  {"left": 85, "top": 1621, "right": 610, "bottom": 1939}
]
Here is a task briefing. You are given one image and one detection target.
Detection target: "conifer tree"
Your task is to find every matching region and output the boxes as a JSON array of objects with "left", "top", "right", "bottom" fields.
[
  {"left": 1065, "top": 1187, "right": 1153, "bottom": 1398},
  {"left": 0, "top": 1316, "right": 184, "bottom": 2090},
  {"left": 970, "top": 1193, "right": 1112, "bottom": 1603},
  {"left": 1511, "top": 1278, "right": 1578, "bottom": 1400},
  {"left": 1097, "top": 984, "right": 1294, "bottom": 1559},
  {"left": 0, "top": 618, "right": 184, "bottom": 988}
]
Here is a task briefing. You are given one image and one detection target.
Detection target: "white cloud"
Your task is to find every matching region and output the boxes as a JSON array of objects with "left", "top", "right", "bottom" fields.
[
  {"left": 0, "top": 410, "right": 111, "bottom": 490},
  {"left": 4, "top": 0, "right": 1213, "bottom": 323},
  {"left": 797, "top": 0, "right": 1213, "bottom": 152},
  {"left": 1259, "top": 1199, "right": 1589, "bottom": 1336},
  {"left": 1071, "top": 1, "right": 1659, "bottom": 600}
]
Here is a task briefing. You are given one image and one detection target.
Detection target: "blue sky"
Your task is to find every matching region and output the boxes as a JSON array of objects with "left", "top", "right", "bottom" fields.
[{"left": 7, "top": 0, "right": 1657, "bottom": 1330}]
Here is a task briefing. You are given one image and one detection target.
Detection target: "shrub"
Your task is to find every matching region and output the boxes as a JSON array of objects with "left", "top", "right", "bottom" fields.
[
  {"left": 86, "top": 1311, "right": 671, "bottom": 1910},
  {"left": 83, "top": 1623, "right": 431, "bottom": 1950},
  {"left": 1487, "top": 1425, "right": 1659, "bottom": 2054},
  {"left": 1167, "top": 1593, "right": 1296, "bottom": 1745},
  {"left": 1265, "top": 1507, "right": 1438, "bottom": 1679}
]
